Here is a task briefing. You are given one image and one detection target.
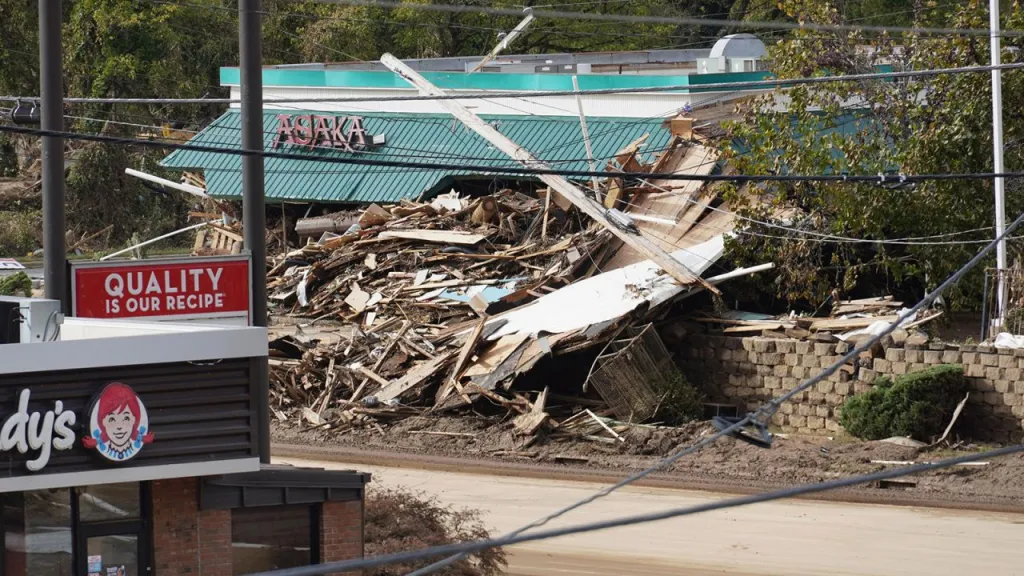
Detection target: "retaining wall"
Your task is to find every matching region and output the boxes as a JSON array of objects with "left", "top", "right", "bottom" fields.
[{"left": 676, "top": 334, "right": 1024, "bottom": 442}]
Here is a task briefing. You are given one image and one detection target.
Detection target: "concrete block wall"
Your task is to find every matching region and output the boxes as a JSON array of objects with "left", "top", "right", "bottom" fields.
[{"left": 677, "top": 334, "right": 1024, "bottom": 442}]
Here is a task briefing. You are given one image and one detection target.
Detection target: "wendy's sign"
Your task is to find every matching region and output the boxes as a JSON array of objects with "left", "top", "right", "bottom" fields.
[
  {"left": 82, "top": 383, "right": 154, "bottom": 463},
  {"left": 271, "top": 114, "right": 385, "bottom": 152},
  {"left": 0, "top": 383, "right": 153, "bottom": 471}
]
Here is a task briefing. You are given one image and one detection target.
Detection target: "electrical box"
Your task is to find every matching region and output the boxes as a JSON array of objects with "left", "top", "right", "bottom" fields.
[{"left": 0, "top": 296, "right": 62, "bottom": 344}]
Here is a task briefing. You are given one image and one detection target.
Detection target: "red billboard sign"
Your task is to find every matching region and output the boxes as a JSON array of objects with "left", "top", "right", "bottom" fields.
[{"left": 71, "top": 255, "right": 251, "bottom": 323}]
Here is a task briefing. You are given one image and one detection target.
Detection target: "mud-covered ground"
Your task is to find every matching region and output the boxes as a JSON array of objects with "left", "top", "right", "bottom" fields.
[{"left": 273, "top": 415, "right": 1024, "bottom": 509}]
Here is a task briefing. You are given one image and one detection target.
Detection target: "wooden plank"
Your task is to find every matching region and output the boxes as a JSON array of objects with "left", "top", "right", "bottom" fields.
[
  {"left": 375, "top": 350, "right": 458, "bottom": 403},
  {"left": 808, "top": 315, "right": 899, "bottom": 331},
  {"left": 381, "top": 54, "right": 718, "bottom": 295},
  {"left": 436, "top": 317, "right": 488, "bottom": 405},
  {"left": 724, "top": 323, "right": 785, "bottom": 334},
  {"left": 378, "top": 230, "right": 487, "bottom": 245}
]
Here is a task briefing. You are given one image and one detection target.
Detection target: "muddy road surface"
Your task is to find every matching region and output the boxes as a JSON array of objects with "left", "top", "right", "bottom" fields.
[{"left": 278, "top": 455, "right": 1024, "bottom": 576}]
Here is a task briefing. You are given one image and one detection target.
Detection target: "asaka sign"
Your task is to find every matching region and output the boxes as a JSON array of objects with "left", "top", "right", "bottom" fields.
[
  {"left": 71, "top": 255, "right": 251, "bottom": 324},
  {"left": 271, "top": 114, "right": 386, "bottom": 152}
]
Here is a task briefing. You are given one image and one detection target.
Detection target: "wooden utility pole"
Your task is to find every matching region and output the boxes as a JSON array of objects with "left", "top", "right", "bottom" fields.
[{"left": 381, "top": 53, "right": 717, "bottom": 292}]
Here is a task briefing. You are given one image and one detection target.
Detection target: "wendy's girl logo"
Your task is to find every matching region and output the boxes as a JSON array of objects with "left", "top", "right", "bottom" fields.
[{"left": 82, "top": 383, "right": 154, "bottom": 462}]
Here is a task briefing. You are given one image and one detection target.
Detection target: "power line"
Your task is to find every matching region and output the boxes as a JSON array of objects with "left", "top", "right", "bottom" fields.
[
  {"left": 295, "top": 0, "right": 1024, "bottom": 38},
  {"left": 247, "top": 444, "right": 1022, "bottom": 576},
  {"left": 8, "top": 122, "right": 1024, "bottom": 184},
  {"left": 633, "top": 180, "right": 1022, "bottom": 246},
  {"left": 250, "top": 198, "right": 1024, "bottom": 576},
  {"left": 4, "top": 62, "right": 1023, "bottom": 105}
]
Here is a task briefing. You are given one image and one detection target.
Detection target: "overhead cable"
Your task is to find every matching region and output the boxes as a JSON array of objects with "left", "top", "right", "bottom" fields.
[
  {"left": 397, "top": 200, "right": 1024, "bottom": 576},
  {"left": 276, "top": 0, "right": 1024, "bottom": 38},
  {"left": 246, "top": 444, "right": 1022, "bottom": 576},
  {"left": 2, "top": 62, "right": 1022, "bottom": 105},
  {"left": 253, "top": 199, "right": 1024, "bottom": 576},
  {"left": 6, "top": 123, "right": 1024, "bottom": 184}
]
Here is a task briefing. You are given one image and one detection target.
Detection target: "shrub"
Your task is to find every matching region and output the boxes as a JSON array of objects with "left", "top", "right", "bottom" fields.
[
  {"left": 365, "top": 487, "right": 506, "bottom": 576},
  {"left": 0, "top": 272, "right": 32, "bottom": 297},
  {"left": 655, "top": 374, "right": 705, "bottom": 425},
  {"left": 839, "top": 364, "right": 968, "bottom": 441}
]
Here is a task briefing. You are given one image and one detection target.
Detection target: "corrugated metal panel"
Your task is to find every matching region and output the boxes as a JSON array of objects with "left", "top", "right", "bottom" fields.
[{"left": 161, "top": 110, "right": 672, "bottom": 204}]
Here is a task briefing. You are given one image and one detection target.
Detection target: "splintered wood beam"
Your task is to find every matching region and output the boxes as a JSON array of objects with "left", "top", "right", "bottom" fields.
[{"left": 380, "top": 53, "right": 719, "bottom": 295}]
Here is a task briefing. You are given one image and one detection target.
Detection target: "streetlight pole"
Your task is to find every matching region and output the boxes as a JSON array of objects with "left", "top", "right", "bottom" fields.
[
  {"left": 39, "top": 0, "right": 67, "bottom": 310},
  {"left": 992, "top": 0, "right": 1008, "bottom": 328},
  {"left": 239, "top": 0, "right": 270, "bottom": 463}
]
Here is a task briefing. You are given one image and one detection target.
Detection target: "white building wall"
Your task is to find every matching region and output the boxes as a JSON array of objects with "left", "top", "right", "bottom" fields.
[{"left": 228, "top": 86, "right": 763, "bottom": 118}]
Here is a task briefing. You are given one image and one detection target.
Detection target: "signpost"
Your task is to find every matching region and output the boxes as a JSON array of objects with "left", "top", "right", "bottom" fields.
[{"left": 70, "top": 255, "right": 251, "bottom": 325}]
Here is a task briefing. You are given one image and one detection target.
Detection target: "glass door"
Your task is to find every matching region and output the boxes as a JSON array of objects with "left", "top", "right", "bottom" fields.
[
  {"left": 72, "top": 484, "right": 150, "bottom": 576},
  {"left": 80, "top": 533, "right": 139, "bottom": 576}
]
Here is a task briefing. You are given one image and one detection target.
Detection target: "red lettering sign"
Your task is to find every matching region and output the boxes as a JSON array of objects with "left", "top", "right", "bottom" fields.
[
  {"left": 71, "top": 256, "right": 250, "bottom": 322},
  {"left": 271, "top": 114, "right": 381, "bottom": 152}
]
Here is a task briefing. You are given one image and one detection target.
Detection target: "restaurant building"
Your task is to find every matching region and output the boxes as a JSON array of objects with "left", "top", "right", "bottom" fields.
[
  {"left": 0, "top": 303, "right": 369, "bottom": 576},
  {"left": 160, "top": 35, "right": 770, "bottom": 205}
]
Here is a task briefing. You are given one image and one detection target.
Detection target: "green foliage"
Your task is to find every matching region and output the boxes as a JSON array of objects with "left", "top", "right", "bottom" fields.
[
  {"left": 0, "top": 136, "right": 17, "bottom": 177},
  {"left": 0, "top": 210, "right": 39, "bottom": 256},
  {"left": 66, "top": 145, "right": 188, "bottom": 246},
  {"left": 656, "top": 374, "right": 705, "bottom": 425},
  {"left": 839, "top": 364, "right": 968, "bottom": 441},
  {"left": 724, "top": 0, "right": 1024, "bottom": 310},
  {"left": 0, "top": 272, "right": 32, "bottom": 297}
]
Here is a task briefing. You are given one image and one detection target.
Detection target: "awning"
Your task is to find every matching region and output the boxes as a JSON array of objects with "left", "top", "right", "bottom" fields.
[{"left": 159, "top": 110, "right": 673, "bottom": 204}]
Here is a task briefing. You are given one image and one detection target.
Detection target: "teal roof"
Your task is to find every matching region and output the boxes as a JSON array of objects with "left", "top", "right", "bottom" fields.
[
  {"left": 220, "top": 67, "right": 771, "bottom": 94},
  {"left": 159, "top": 110, "right": 673, "bottom": 204}
]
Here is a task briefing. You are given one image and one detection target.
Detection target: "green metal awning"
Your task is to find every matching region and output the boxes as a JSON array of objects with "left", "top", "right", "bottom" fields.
[{"left": 159, "top": 110, "right": 673, "bottom": 204}]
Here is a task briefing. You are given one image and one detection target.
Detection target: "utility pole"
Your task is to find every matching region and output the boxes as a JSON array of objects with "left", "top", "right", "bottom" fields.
[
  {"left": 239, "top": 0, "right": 270, "bottom": 463},
  {"left": 382, "top": 53, "right": 718, "bottom": 294},
  {"left": 40, "top": 0, "right": 66, "bottom": 310},
  {"left": 992, "top": 0, "right": 1008, "bottom": 328},
  {"left": 469, "top": 8, "right": 534, "bottom": 73}
]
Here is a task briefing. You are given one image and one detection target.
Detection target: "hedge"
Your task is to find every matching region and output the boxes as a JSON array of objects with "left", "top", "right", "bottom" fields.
[{"left": 839, "top": 364, "right": 968, "bottom": 441}]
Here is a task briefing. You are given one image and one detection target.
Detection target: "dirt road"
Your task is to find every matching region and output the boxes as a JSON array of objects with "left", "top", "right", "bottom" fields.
[{"left": 278, "top": 456, "right": 1024, "bottom": 576}]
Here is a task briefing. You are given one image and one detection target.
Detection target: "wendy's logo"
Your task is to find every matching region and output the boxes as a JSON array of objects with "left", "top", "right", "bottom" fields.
[{"left": 82, "top": 383, "right": 154, "bottom": 462}]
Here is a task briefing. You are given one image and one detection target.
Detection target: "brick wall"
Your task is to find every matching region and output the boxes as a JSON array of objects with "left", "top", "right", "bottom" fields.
[
  {"left": 320, "top": 500, "right": 364, "bottom": 576},
  {"left": 151, "top": 477, "right": 232, "bottom": 576},
  {"left": 678, "top": 334, "right": 1024, "bottom": 442}
]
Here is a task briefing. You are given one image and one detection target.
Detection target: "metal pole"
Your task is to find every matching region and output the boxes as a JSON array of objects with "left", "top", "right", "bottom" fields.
[
  {"left": 240, "top": 0, "right": 270, "bottom": 464},
  {"left": 571, "top": 76, "right": 601, "bottom": 193},
  {"left": 40, "top": 0, "right": 67, "bottom": 310},
  {"left": 992, "top": 0, "right": 1008, "bottom": 328}
]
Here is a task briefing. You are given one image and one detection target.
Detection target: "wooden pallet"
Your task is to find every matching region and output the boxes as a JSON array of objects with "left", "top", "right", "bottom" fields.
[{"left": 193, "top": 224, "right": 242, "bottom": 256}]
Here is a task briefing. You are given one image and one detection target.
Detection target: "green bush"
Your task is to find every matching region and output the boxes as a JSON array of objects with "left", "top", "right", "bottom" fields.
[
  {"left": 0, "top": 272, "right": 32, "bottom": 297},
  {"left": 839, "top": 364, "right": 968, "bottom": 441},
  {"left": 0, "top": 210, "right": 40, "bottom": 256},
  {"left": 655, "top": 374, "right": 705, "bottom": 425}
]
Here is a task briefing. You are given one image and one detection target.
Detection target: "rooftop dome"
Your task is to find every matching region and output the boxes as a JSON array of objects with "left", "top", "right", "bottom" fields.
[{"left": 709, "top": 34, "right": 767, "bottom": 60}]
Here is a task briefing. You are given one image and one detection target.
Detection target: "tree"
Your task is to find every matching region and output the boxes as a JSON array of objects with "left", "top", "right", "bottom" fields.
[{"left": 723, "top": 0, "right": 1024, "bottom": 310}]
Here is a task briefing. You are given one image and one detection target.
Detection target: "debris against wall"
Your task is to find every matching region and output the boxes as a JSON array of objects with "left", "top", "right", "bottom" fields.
[{"left": 677, "top": 334, "right": 1024, "bottom": 442}]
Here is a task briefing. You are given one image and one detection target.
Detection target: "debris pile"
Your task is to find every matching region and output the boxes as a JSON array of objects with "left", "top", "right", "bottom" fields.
[
  {"left": 263, "top": 135, "right": 773, "bottom": 442},
  {"left": 267, "top": 187, "right": 622, "bottom": 434}
]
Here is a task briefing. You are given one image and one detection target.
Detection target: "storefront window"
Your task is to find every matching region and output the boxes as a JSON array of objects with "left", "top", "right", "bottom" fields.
[
  {"left": 77, "top": 485, "right": 140, "bottom": 523},
  {"left": 231, "top": 505, "right": 316, "bottom": 575},
  {"left": 3, "top": 489, "right": 73, "bottom": 576}
]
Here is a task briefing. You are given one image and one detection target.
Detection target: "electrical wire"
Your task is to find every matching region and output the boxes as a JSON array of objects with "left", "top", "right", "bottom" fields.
[
  {"left": 4, "top": 61, "right": 1022, "bottom": 105},
  {"left": 633, "top": 180, "right": 1024, "bottom": 246},
  {"left": 246, "top": 201, "right": 1024, "bottom": 576},
  {"left": 282, "top": 0, "right": 1024, "bottom": 38},
  {"left": 251, "top": 445, "right": 1022, "bottom": 576},
  {"left": 8, "top": 123, "right": 1024, "bottom": 184}
]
